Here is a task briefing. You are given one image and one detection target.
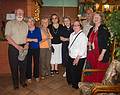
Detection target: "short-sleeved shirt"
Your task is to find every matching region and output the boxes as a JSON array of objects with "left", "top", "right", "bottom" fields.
[
  {"left": 5, "top": 20, "right": 28, "bottom": 44},
  {"left": 60, "top": 26, "right": 73, "bottom": 43},
  {"left": 27, "top": 27, "right": 42, "bottom": 49},
  {"left": 48, "top": 24, "right": 63, "bottom": 44}
]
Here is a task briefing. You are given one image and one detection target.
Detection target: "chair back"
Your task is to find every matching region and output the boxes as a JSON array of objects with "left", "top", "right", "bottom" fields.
[{"left": 102, "top": 60, "right": 120, "bottom": 85}]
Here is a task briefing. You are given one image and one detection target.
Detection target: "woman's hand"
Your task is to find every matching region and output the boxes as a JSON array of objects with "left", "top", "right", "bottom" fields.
[
  {"left": 73, "top": 56, "right": 80, "bottom": 65},
  {"left": 60, "top": 36, "right": 68, "bottom": 42},
  {"left": 88, "top": 42, "right": 91, "bottom": 46},
  {"left": 98, "top": 54, "right": 104, "bottom": 61},
  {"left": 98, "top": 49, "right": 106, "bottom": 61},
  {"left": 32, "top": 39, "right": 38, "bottom": 42},
  {"left": 26, "top": 38, "right": 38, "bottom": 42}
]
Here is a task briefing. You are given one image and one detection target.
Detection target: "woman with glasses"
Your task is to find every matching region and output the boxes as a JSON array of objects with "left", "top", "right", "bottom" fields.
[{"left": 67, "top": 20, "right": 88, "bottom": 89}]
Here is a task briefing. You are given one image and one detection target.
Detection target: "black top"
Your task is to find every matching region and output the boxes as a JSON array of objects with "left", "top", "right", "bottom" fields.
[
  {"left": 61, "top": 26, "right": 73, "bottom": 38},
  {"left": 88, "top": 24, "right": 111, "bottom": 63},
  {"left": 48, "top": 24, "right": 63, "bottom": 44},
  {"left": 60, "top": 26, "right": 73, "bottom": 44}
]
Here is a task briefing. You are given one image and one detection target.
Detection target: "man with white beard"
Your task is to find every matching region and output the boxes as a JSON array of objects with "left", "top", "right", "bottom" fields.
[{"left": 5, "top": 8, "right": 28, "bottom": 90}]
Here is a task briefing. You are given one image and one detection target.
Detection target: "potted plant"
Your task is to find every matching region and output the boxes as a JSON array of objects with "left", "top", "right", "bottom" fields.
[{"left": 106, "top": 10, "right": 120, "bottom": 61}]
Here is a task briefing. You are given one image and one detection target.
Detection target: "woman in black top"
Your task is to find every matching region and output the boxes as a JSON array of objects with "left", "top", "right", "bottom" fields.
[
  {"left": 60, "top": 17, "right": 73, "bottom": 77},
  {"left": 48, "top": 14, "right": 64, "bottom": 76},
  {"left": 84, "top": 12, "right": 110, "bottom": 82}
]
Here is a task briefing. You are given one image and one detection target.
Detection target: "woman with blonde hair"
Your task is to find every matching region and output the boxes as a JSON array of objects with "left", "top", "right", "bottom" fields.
[
  {"left": 84, "top": 12, "right": 110, "bottom": 82},
  {"left": 39, "top": 18, "right": 52, "bottom": 79},
  {"left": 26, "top": 16, "right": 42, "bottom": 83}
]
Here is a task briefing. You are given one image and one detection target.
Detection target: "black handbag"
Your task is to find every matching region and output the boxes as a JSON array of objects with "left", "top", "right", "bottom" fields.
[{"left": 51, "top": 46, "right": 54, "bottom": 53}]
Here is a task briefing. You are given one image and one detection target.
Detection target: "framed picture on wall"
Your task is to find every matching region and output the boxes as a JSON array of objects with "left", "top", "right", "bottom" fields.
[{"left": 6, "top": 14, "right": 15, "bottom": 20}]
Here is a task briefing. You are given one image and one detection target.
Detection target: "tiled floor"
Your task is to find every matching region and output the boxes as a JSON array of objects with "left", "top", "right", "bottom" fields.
[{"left": 0, "top": 66, "right": 79, "bottom": 95}]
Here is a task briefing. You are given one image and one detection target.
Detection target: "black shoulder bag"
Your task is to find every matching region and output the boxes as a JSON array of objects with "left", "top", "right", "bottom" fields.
[{"left": 69, "top": 31, "right": 82, "bottom": 48}]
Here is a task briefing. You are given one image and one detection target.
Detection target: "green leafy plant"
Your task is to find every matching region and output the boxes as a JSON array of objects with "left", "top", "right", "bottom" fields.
[
  {"left": 106, "top": 10, "right": 120, "bottom": 40},
  {"left": 106, "top": 10, "right": 120, "bottom": 60},
  {"left": 115, "top": 47, "right": 120, "bottom": 61}
]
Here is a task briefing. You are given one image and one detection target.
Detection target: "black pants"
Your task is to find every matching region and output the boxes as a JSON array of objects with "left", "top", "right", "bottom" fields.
[
  {"left": 8, "top": 44, "right": 27, "bottom": 88},
  {"left": 62, "top": 42, "right": 69, "bottom": 65},
  {"left": 26, "top": 48, "right": 40, "bottom": 79},
  {"left": 66, "top": 56, "right": 86, "bottom": 86}
]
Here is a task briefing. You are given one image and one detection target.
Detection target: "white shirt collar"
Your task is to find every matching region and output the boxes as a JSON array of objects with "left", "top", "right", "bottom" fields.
[{"left": 73, "top": 30, "right": 83, "bottom": 35}]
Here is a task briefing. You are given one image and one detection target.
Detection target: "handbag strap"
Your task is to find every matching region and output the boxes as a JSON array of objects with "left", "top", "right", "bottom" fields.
[{"left": 69, "top": 31, "right": 82, "bottom": 48}]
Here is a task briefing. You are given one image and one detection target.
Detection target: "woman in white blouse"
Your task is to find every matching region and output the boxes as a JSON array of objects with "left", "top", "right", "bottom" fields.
[{"left": 66, "top": 20, "right": 88, "bottom": 89}]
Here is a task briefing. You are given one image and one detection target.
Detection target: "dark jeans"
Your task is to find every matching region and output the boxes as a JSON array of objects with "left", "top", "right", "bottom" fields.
[
  {"left": 26, "top": 48, "right": 40, "bottom": 79},
  {"left": 8, "top": 44, "right": 27, "bottom": 88},
  {"left": 66, "top": 56, "right": 86, "bottom": 86}
]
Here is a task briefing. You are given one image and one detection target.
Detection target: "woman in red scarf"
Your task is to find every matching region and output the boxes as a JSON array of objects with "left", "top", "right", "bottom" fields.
[{"left": 84, "top": 12, "right": 110, "bottom": 83}]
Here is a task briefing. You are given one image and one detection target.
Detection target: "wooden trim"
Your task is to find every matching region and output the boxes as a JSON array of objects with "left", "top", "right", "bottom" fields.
[
  {"left": 92, "top": 85, "right": 120, "bottom": 95},
  {"left": 81, "top": 69, "right": 106, "bottom": 81}
]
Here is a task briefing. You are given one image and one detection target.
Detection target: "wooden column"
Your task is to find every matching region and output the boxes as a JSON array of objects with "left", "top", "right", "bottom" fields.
[
  {"left": 27, "top": 0, "right": 32, "bottom": 16},
  {"left": 0, "top": 41, "right": 10, "bottom": 74}
]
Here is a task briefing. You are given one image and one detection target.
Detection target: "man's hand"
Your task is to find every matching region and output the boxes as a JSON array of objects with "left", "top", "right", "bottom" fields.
[{"left": 15, "top": 45, "right": 23, "bottom": 51}]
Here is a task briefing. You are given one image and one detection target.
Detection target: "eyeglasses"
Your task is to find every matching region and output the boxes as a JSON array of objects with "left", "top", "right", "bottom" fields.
[{"left": 73, "top": 25, "right": 80, "bottom": 27}]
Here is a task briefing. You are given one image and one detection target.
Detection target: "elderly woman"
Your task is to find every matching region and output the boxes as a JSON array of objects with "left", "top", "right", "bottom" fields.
[
  {"left": 26, "top": 17, "right": 42, "bottom": 83},
  {"left": 39, "top": 18, "right": 52, "bottom": 79},
  {"left": 84, "top": 12, "right": 110, "bottom": 82},
  {"left": 67, "top": 20, "right": 88, "bottom": 89},
  {"left": 60, "top": 17, "right": 73, "bottom": 77}
]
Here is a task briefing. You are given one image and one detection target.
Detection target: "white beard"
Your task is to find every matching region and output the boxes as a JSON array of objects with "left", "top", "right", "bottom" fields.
[{"left": 16, "top": 16, "right": 23, "bottom": 21}]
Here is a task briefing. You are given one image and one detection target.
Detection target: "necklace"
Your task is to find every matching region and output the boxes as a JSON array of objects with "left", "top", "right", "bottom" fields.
[{"left": 52, "top": 26, "right": 59, "bottom": 35}]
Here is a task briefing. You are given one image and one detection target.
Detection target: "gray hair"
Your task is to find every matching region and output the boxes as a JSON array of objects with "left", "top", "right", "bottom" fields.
[
  {"left": 25, "top": 16, "right": 36, "bottom": 24},
  {"left": 63, "top": 16, "right": 71, "bottom": 21}
]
